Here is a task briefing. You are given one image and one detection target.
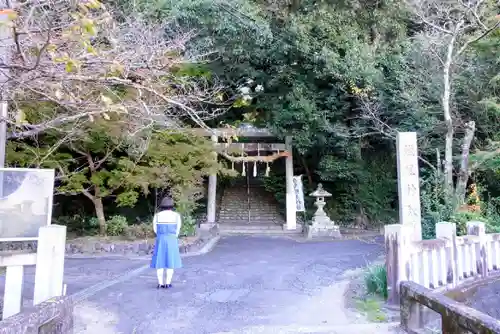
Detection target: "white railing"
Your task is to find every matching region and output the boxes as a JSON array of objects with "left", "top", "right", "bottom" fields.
[
  {"left": 0, "top": 225, "right": 66, "bottom": 319},
  {"left": 385, "top": 221, "right": 500, "bottom": 303}
]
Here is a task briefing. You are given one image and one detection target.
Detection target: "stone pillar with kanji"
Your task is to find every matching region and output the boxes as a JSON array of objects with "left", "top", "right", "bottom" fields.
[{"left": 396, "top": 132, "right": 422, "bottom": 241}]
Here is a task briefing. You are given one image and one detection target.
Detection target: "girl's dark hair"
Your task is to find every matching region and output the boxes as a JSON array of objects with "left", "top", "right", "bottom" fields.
[{"left": 159, "top": 196, "right": 174, "bottom": 210}]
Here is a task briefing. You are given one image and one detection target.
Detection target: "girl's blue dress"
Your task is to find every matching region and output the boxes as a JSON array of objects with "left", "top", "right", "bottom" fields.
[{"left": 150, "top": 222, "right": 182, "bottom": 269}]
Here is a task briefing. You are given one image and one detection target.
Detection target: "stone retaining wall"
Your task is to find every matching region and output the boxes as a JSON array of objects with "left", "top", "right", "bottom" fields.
[{"left": 0, "top": 226, "right": 218, "bottom": 256}]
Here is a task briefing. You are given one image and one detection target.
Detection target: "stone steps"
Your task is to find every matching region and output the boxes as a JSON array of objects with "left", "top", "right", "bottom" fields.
[
  {"left": 218, "top": 223, "right": 303, "bottom": 236},
  {"left": 217, "top": 179, "right": 286, "bottom": 228},
  {"left": 219, "top": 213, "right": 282, "bottom": 218}
]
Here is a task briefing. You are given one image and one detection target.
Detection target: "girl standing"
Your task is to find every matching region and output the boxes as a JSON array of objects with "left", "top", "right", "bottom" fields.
[{"left": 150, "top": 196, "right": 182, "bottom": 288}]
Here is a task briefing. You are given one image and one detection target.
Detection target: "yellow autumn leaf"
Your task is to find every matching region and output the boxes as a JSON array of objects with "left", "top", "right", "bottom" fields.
[
  {"left": 105, "top": 60, "right": 124, "bottom": 76},
  {"left": 111, "top": 105, "right": 128, "bottom": 113},
  {"left": 86, "top": 0, "right": 103, "bottom": 9},
  {"left": 81, "top": 18, "right": 97, "bottom": 36},
  {"left": 65, "top": 61, "right": 76, "bottom": 73},
  {"left": 100, "top": 95, "right": 113, "bottom": 106},
  {"left": 102, "top": 113, "right": 110, "bottom": 120},
  {"left": 86, "top": 44, "right": 96, "bottom": 55},
  {"left": 7, "top": 11, "right": 18, "bottom": 21},
  {"left": 46, "top": 44, "right": 57, "bottom": 53},
  {"left": 78, "top": 3, "right": 89, "bottom": 14},
  {"left": 15, "top": 110, "right": 26, "bottom": 126}
]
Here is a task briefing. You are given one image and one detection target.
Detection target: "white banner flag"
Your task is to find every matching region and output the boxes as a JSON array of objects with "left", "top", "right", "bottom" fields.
[{"left": 293, "top": 175, "right": 305, "bottom": 212}]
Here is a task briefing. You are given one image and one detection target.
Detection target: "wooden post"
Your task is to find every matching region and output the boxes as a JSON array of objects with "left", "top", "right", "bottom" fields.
[
  {"left": 385, "top": 224, "right": 413, "bottom": 304},
  {"left": 396, "top": 132, "right": 422, "bottom": 241},
  {"left": 467, "top": 221, "right": 488, "bottom": 278},
  {"left": 33, "top": 225, "right": 67, "bottom": 305}
]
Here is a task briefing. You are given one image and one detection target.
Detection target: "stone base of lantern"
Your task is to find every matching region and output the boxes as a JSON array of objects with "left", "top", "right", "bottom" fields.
[
  {"left": 306, "top": 183, "right": 341, "bottom": 239},
  {"left": 305, "top": 221, "right": 342, "bottom": 239}
]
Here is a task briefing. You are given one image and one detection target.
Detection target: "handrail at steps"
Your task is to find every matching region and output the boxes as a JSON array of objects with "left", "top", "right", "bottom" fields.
[{"left": 400, "top": 281, "right": 500, "bottom": 333}]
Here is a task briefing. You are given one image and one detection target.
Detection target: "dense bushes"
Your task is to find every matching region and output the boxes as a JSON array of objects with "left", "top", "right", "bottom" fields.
[{"left": 56, "top": 210, "right": 198, "bottom": 239}]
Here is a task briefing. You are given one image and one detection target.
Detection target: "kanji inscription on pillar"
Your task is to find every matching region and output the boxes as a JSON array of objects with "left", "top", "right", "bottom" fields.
[{"left": 396, "top": 132, "right": 422, "bottom": 241}]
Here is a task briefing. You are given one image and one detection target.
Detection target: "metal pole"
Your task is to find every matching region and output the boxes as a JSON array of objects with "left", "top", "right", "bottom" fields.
[
  {"left": 0, "top": 4, "right": 11, "bottom": 167},
  {"left": 0, "top": 3, "right": 12, "bottom": 197}
]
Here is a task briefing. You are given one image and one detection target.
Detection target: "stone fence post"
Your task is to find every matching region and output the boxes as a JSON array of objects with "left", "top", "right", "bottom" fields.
[
  {"left": 467, "top": 221, "right": 488, "bottom": 278},
  {"left": 386, "top": 220, "right": 494, "bottom": 305},
  {"left": 34, "top": 225, "right": 67, "bottom": 305},
  {"left": 436, "top": 222, "right": 458, "bottom": 288},
  {"left": 385, "top": 224, "right": 413, "bottom": 304}
]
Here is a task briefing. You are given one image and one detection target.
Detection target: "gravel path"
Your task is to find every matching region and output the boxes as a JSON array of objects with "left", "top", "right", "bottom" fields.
[{"left": 72, "top": 236, "right": 400, "bottom": 334}]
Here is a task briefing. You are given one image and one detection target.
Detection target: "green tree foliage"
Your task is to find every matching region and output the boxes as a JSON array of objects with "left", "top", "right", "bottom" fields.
[
  {"left": 7, "top": 121, "right": 226, "bottom": 234},
  {"left": 148, "top": 0, "right": 500, "bottom": 230},
  {"left": 1, "top": 0, "right": 242, "bottom": 235},
  {"left": 125, "top": 0, "right": 410, "bottom": 225},
  {"left": 6, "top": 0, "right": 500, "bottom": 234}
]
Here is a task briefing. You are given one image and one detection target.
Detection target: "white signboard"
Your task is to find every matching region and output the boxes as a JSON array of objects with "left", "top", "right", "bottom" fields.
[
  {"left": 396, "top": 132, "right": 422, "bottom": 241},
  {"left": 293, "top": 175, "right": 305, "bottom": 212},
  {"left": 0, "top": 168, "right": 55, "bottom": 241}
]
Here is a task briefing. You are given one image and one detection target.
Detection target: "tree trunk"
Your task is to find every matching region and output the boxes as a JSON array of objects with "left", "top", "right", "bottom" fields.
[
  {"left": 436, "top": 148, "right": 442, "bottom": 177},
  {"left": 290, "top": 0, "right": 301, "bottom": 12},
  {"left": 454, "top": 121, "right": 476, "bottom": 206},
  {"left": 81, "top": 152, "right": 107, "bottom": 235},
  {"left": 300, "top": 155, "right": 313, "bottom": 187},
  {"left": 93, "top": 197, "right": 106, "bottom": 235},
  {"left": 442, "top": 33, "right": 457, "bottom": 195}
]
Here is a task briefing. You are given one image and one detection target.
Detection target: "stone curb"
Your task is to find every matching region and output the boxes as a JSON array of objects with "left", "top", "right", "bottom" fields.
[
  {"left": 214, "top": 322, "right": 402, "bottom": 333},
  {"left": 182, "top": 235, "right": 221, "bottom": 257}
]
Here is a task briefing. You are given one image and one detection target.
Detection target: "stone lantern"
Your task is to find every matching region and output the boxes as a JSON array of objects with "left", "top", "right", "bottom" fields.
[{"left": 306, "top": 183, "right": 341, "bottom": 239}]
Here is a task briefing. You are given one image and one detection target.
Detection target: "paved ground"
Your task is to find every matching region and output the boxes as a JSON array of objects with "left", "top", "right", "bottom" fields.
[
  {"left": 0, "top": 257, "right": 147, "bottom": 307},
  {"left": 72, "top": 236, "right": 391, "bottom": 334},
  {"left": 465, "top": 278, "right": 500, "bottom": 320}
]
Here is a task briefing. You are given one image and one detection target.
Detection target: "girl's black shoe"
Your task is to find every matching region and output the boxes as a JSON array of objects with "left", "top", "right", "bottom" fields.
[
  {"left": 157, "top": 284, "right": 167, "bottom": 289},
  {"left": 166, "top": 284, "right": 172, "bottom": 288}
]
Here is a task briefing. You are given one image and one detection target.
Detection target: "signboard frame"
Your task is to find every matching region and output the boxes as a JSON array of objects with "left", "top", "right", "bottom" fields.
[{"left": 0, "top": 168, "right": 55, "bottom": 242}]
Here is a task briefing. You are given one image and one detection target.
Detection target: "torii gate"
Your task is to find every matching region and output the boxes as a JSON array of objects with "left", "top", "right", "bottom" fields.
[{"left": 193, "top": 127, "right": 297, "bottom": 230}]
